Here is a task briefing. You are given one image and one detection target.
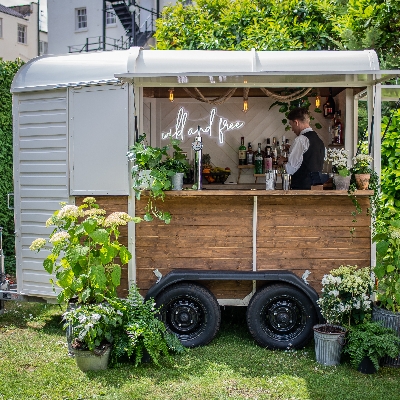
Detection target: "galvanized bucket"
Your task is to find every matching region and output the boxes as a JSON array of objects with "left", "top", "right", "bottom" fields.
[
  {"left": 171, "top": 172, "right": 184, "bottom": 190},
  {"left": 313, "top": 324, "right": 346, "bottom": 366},
  {"left": 372, "top": 305, "right": 400, "bottom": 367}
]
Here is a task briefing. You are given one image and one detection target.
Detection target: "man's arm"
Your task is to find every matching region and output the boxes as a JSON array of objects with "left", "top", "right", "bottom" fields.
[{"left": 284, "top": 135, "right": 309, "bottom": 175}]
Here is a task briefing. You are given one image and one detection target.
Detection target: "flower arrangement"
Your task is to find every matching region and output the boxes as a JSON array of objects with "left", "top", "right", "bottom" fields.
[
  {"left": 317, "top": 265, "right": 373, "bottom": 326},
  {"left": 325, "top": 148, "right": 350, "bottom": 176},
  {"left": 29, "top": 197, "right": 141, "bottom": 304},
  {"left": 63, "top": 302, "right": 124, "bottom": 353},
  {"left": 352, "top": 153, "right": 373, "bottom": 174}
]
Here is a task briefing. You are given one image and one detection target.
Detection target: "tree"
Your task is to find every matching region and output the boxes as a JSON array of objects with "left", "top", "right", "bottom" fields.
[{"left": 155, "top": 0, "right": 342, "bottom": 51}]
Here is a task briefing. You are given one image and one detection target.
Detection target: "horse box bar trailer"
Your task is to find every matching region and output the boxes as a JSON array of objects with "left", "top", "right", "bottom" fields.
[{"left": 6, "top": 48, "right": 399, "bottom": 348}]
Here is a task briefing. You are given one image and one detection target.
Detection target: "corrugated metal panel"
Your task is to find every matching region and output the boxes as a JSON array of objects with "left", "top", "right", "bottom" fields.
[{"left": 14, "top": 90, "right": 69, "bottom": 298}]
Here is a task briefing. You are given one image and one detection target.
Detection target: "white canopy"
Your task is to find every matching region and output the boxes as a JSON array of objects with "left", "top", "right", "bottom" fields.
[{"left": 11, "top": 48, "right": 400, "bottom": 93}]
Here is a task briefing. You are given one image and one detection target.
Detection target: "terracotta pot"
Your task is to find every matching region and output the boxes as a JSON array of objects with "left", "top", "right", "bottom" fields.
[{"left": 354, "top": 173, "right": 370, "bottom": 190}]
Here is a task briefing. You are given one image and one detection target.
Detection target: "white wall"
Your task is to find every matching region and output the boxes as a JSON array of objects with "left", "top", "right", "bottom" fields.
[
  {"left": 47, "top": 0, "right": 128, "bottom": 55},
  {"left": 0, "top": 3, "right": 40, "bottom": 62}
]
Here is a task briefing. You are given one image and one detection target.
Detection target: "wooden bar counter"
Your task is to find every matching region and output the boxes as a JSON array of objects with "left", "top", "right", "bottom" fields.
[{"left": 135, "top": 189, "right": 372, "bottom": 297}]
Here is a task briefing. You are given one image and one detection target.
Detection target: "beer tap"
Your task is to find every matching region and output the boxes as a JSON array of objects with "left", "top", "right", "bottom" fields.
[{"left": 191, "top": 126, "right": 203, "bottom": 190}]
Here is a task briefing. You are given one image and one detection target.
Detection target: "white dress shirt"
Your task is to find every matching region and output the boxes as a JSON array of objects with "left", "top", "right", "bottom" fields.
[{"left": 285, "top": 128, "right": 313, "bottom": 175}]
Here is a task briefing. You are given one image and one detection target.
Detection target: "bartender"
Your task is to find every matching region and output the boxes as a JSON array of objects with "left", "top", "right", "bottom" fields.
[{"left": 277, "top": 107, "right": 325, "bottom": 190}]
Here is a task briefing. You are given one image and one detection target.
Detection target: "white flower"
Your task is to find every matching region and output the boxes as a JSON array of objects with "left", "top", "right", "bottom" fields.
[
  {"left": 78, "top": 315, "right": 87, "bottom": 323},
  {"left": 103, "top": 212, "right": 134, "bottom": 227},
  {"left": 29, "top": 238, "right": 47, "bottom": 251},
  {"left": 58, "top": 204, "right": 83, "bottom": 219},
  {"left": 49, "top": 231, "right": 70, "bottom": 243}
]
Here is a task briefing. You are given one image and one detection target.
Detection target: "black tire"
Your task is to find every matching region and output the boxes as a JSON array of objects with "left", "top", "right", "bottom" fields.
[
  {"left": 155, "top": 282, "right": 221, "bottom": 348},
  {"left": 246, "top": 284, "right": 317, "bottom": 350}
]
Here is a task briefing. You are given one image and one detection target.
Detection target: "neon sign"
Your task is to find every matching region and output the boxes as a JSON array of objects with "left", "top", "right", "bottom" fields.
[{"left": 161, "top": 107, "right": 245, "bottom": 144}]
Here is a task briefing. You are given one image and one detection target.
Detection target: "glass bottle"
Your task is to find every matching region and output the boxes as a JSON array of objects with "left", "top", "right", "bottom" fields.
[
  {"left": 323, "top": 89, "right": 336, "bottom": 119},
  {"left": 332, "top": 110, "right": 344, "bottom": 145},
  {"left": 254, "top": 143, "right": 263, "bottom": 174},
  {"left": 246, "top": 142, "right": 253, "bottom": 165},
  {"left": 265, "top": 138, "right": 272, "bottom": 155},
  {"left": 238, "top": 136, "right": 247, "bottom": 165},
  {"left": 264, "top": 148, "right": 273, "bottom": 172}
]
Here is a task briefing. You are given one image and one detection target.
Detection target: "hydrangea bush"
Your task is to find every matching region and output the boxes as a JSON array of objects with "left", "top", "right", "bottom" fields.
[
  {"left": 317, "top": 265, "right": 374, "bottom": 326},
  {"left": 30, "top": 197, "right": 141, "bottom": 304},
  {"left": 325, "top": 148, "right": 350, "bottom": 176}
]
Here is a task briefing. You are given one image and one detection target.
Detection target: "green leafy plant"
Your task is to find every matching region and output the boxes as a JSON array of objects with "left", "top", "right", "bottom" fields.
[
  {"left": 108, "top": 284, "right": 186, "bottom": 366},
  {"left": 127, "top": 134, "right": 188, "bottom": 224},
  {"left": 29, "top": 197, "right": 140, "bottom": 304},
  {"left": 317, "top": 265, "right": 373, "bottom": 326},
  {"left": 373, "top": 219, "right": 400, "bottom": 313},
  {"left": 344, "top": 321, "right": 400, "bottom": 371},
  {"left": 63, "top": 302, "right": 124, "bottom": 353},
  {"left": 0, "top": 59, "right": 25, "bottom": 275}
]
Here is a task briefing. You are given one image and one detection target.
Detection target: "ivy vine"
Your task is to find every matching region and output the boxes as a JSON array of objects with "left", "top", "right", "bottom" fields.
[{"left": 0, "top": 59, "right": 24, "bottom": 275}]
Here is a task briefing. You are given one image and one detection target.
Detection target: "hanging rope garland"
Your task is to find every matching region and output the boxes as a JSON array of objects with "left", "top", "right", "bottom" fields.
[
  {"left": 182, "top": 87, "right": 237, "bottom": 105},
  {"left": 260, "top": 87, "right": 312, "bottom": 101},
  {"left": 181, "top": 87, "right": 312, "bottom": 105}
]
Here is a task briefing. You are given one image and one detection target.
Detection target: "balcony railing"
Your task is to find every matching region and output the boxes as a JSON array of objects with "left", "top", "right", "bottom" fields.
[{"left": 68, "top": 36, "right": 131, "bottom": 53}]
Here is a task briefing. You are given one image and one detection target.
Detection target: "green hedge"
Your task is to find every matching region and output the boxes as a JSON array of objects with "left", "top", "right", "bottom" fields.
[{"left": 0, "top": 59, "right": 24, "bottom": 275}]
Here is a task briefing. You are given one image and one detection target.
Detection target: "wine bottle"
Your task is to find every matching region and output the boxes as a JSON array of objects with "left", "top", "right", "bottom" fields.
[
  {"left": 254, "top": 143, "right": 263, "bottom": 174},
  {"left": 264, "top": 148, "right": 273, "bottom": 171},
  {"left": 332, "top": 110, "right": 344, "bottom": 145},
  {"left": 238, "top": 136, "right": 247, "bottom": 165},
  {"left": 246, "top": 142, "right": 253, "bottom": 165}
]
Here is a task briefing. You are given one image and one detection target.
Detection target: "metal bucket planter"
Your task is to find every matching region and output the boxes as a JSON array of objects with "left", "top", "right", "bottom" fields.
[
  {"left": 372, "top": 305, "right": 400, "bottom": 367},
  {"left": 333, "top": 174, "right": 351, "bottom": 191},
  {"left": 72, "top": 346, "right": 111, "bottom": 372},
  {"left": 171, "top": 172, "right": 184, "bottom": 190},
  {"left": 313, "top": 324, "right": 346, "bottom": 366}
]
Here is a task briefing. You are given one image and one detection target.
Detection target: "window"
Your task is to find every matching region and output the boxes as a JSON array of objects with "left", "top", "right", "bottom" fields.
[
  {"left": 106, "top": 2, "right": 116, "bottom": 25},
  {"left": 0, "top": 18, "right": 3, "bottom": 39},
  {"left": 39, "top": 41, "right": 48, "bottom": 55},
  {"left": 18, "top": 24, "right": 27, "bottom": 44},
  {"left": 76, "top": 8, "right": 87, "bottom": 30}
]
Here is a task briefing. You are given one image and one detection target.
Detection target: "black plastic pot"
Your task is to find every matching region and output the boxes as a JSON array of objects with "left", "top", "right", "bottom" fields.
[{"left": 357, "top": 356, "right": 377, "bottom": 374}]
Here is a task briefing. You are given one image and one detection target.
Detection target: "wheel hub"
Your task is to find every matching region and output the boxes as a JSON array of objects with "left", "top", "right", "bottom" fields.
[{"left": 168, "top": 299, "right": 201, "bottom": 333}]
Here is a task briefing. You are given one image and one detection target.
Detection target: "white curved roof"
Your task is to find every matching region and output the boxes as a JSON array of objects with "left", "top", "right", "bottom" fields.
[{"left": 11, "top": 47, "right": 398, "bottom": 93}]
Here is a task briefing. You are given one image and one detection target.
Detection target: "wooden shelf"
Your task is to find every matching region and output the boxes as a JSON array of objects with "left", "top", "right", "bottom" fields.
[{"left": 237, "top": 164, "right": 254, "bottom": 183}]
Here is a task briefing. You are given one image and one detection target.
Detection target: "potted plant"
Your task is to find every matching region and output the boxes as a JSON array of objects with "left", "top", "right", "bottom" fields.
[
  {"left": 352, "top": 153, "right": 373, "bottom": 190},
  {"left": 127, "top": 134, "right": 188, "bottom": 222},
  {"left": 29, "top": 197, "right": 140, "bottom": 304},
  {"left": 62, "top": 302, "right": 124, "bottom": 371},
  {"left": 325, "top": 148, "right": 351, "bottom": 190},
  {"left": 343, "top": 321, "right": 400, "bottom": 373},
  {"left": 161, "top": 146, "right": 189, "bottom": 191},
  {"left": 314, "top": 265, "right": 373, "bottom": 366},
  {"left": 372, "top": 217, "right": 400, "bottom": 366},
  {"left": 107, "top": 283, "right": 186, "bottom": 366}
]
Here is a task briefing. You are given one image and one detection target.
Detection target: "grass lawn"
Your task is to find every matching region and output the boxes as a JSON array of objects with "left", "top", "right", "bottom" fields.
[{"left": 0, "top": 301, "right": 399, "bottom": 400}]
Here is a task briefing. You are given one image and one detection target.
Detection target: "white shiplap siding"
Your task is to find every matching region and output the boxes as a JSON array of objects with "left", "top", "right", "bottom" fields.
[{"left": 14, "top": 91, "right": 69, "bottom": 298}]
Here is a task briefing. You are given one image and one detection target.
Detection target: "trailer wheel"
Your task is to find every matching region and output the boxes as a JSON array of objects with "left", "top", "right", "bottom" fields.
[
  {"left": 155, "top": 283, "right": 221, "bottom": 348},
  {"left": 246, "top": 284, "right": 317, "bottom": 350}
]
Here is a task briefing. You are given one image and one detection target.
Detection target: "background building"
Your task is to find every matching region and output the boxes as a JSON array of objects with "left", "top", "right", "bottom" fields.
[
  {"left": 47, "top": 0, "right": 168, "bottom": 55},
  {"left": 0, "top": 2, "right": 47, "bottom": 61}
]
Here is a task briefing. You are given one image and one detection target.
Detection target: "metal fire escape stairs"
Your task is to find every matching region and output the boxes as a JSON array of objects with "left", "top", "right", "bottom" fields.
[{"left": 108, "top": 0, "right": 157, "bottom": 47}]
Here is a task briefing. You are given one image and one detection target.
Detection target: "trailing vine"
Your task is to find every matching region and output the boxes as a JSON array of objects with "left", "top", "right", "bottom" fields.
[{"left": 0, "top": 59, "right": 24, "bottom": 275}]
